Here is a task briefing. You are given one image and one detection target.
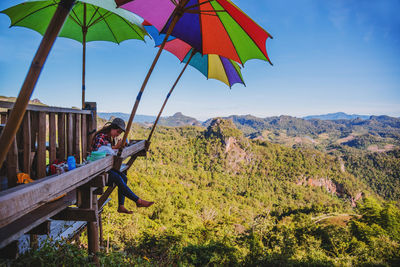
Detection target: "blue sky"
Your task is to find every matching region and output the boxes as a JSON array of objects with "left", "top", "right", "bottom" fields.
[{"left": 0, "top": 0, "right": 399, "bottom": 120}]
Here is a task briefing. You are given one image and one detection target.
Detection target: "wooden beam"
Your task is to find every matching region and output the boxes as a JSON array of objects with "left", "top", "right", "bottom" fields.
[
  {"left": 87, "top": 193, "right": 99, "bottom": 262},
  {"left": 52, "top": 208, "right": 97, "bottom": 222},
  {"left": 98, "top": 185, "right": 116, "bottom": 208},
  {"left": 36, "top": 112, "right": 46, "bottom": 178},
  {"left": 57, "top": 113, "right": 66, "bottom": 160},
  {"left": 88, "top": 174, "right": 107, "bottom": 188},
  {"left": 49, "top": 113, "right": 57, "bottom": 164},
  {"left": 0, "top": 155, "right": 113, "bottom": 229},
  {"left": 0, "top": 190, "right": 76, "bottom": 249},
  {"left": 120, "top": 140, "right": 146, "bottom": 159},
  {"left": 27, "top": 220, "right": 50, "bottom": 235},
  {"left": 0, "top": 101, "right": 91, "bottom": 115}
]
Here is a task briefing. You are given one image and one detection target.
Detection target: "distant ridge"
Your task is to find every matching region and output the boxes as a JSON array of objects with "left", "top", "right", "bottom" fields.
[
  {"left": 303, "top": 112, "right": 370, "bottom": 120},
  {"left": 98, "top": 112, "right": 201, "bottom": 126}
]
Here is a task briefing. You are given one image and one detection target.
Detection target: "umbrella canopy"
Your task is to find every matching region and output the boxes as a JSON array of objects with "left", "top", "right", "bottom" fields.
[
  {"left": 143, "top": 21, "right": 245, "bottom": 88},
  {"left": 116, "top": 0, "right": 273, "bottom": 65},
  {"left": 1, "top": 0, "right": 148, "bottom": 107}
]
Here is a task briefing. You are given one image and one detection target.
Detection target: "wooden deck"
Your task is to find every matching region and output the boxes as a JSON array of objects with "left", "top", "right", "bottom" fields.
[{"left": 0, "top": 101, "right": 148, "bottom": 258}]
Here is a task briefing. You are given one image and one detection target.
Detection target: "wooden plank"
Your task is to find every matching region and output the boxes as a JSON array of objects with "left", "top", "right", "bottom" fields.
[
  {"left": 75, "top": 114, "right": 81, "bottom": 163},
  {"left": 67, "top": 113, "right": 74, "bottom": 157},
  {"left": 86, "top": 114, "right": 92, "bottom": 153},
  {"left": 120, "top": 140, "right": 146, "bottom": 159},
  {"left": 57, "top": 113, "right": 66, "bottom": 160},
  {"left": 0, "top": 190, "right": 76, "bottom": 249},
  {"left": 30, "top": 111, "right": 38, "bottom": 151},
  {"left": 22, "top": 111, "right": 31, "bottom": 175},
  {"left": 51, "top": 208, "right": 97, "bottom": 222},
  {"left": 27, "top": 221, "right": 50, "bottom": 235},
  {"left": 49, "top": 113, "right": 56, "bottom": 164},
  {"left": 0, "top": 101, "right": 91, "bottom": 115},
  {"left": 0, "top": 155, "right": 113, "bottom": 228},
  {"left": 36, "top": 112, "right": 46, "bottom": 178},
  {"left": 81, "top": 114, "right": 87, "bottom": 160}
]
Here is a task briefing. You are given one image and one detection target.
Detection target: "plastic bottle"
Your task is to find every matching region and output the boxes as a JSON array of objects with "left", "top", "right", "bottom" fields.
[{"left": 67, "top": 156, "right": 76, "bottom": 171}]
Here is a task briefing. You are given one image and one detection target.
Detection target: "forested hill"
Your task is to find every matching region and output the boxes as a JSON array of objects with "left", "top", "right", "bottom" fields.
[{"left": 5, "top": 118, "right": 400, "bottom": 266}]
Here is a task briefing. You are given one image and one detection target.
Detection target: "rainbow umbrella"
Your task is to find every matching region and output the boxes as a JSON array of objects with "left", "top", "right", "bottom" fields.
[
  {"left": 144, "top": 21, "right": 244, "bottom": 88},
  {"left": 113, "top": 0, "right": 273, "bottom": 161},
  {"left": 143, "top": 21, "right": 244, "bottom": 141}
]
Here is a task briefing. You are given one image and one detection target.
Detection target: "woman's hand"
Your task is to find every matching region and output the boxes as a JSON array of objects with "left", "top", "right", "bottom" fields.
[{"left": 112, "top": 139, "right": 123, "bottom": 149}]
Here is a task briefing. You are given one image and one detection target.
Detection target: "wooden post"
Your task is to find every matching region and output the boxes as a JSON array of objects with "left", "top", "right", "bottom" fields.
[
  {"left": 75, "top": 114, "right": 81, "bottom": 163},
  {"left": 57, "top": 113, "right": 66, "bottom": 160},
  {"left": 81, "top": 113, "right": 87, "bottom": 160},
  {"left": 85, "top": 102, "right": 97, "bottom": 153},
  {"left": 37, "top": 112, "right": 46, "bottom": 178},
  {"left": 67, "top": 113, "right": 74, "bottom": 156},
  {"left": 0, "top": 113, "right": 6, "bottom": 124},
  {"left": 6, "top": 137, "right": 18, "bottom": 188},
  {"left": 49, "top": 113, "right": 57, "bottom": 164},
  {"left": 0, "top": 0, "right": 76, "bottom": 170},
  {"left": 22, "top": 111, "right": 31, "bottom": 175}
]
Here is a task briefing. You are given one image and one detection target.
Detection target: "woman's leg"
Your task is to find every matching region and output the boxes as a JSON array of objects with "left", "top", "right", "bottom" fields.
[{"left": 108, "top": 170, "right": 139, "bottom": 205}]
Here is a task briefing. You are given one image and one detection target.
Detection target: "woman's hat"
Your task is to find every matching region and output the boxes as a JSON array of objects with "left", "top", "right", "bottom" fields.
[{"left": 111, "top": 118, "right": 126, "bottom": 132}]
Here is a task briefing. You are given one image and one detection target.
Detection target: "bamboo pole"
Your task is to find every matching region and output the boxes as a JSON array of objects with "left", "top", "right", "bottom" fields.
[
  {"left": 82, "top": 3, "right": 87, "bottom": 109},
  {"left": 147, "top": 49, "right": 196, "bottom": 142},
  {"left": 115, "top": 0, "right": 189, "bottom": 162},
  {"left": 0, "top": 0, "right": 76, "bottom": 170}
]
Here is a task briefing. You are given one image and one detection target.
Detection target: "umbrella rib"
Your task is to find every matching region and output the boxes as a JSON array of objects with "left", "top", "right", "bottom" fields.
[
  {"left": 184, "top": 0, "right": 213, "bottom": 11},
  {"left": 10, "top": 2, "right": 59, "bottom": 27},
  {"left": 86, "top": 6, "right": 101, "bottom": 27},
  {"left": 117, "top": 16, "right": 146, "bottom": 41},
  {"left": 69, "top": 5, "right": 83, "bottom": 27},
  {"left": 96, "top": 10, "right": 119, "bottom": 43},
  {"left": 218, "top": 55, "right": 231, "bottom": 88}
]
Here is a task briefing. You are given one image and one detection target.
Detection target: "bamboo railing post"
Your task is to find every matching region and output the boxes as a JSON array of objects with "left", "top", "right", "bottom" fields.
[
  {"left": 0, "top": 0, "right": 76, "bottom": 170},
  {"left": 115, "top": 0, "right": 189, "bottom": 169},
  {"left": 147, "top": 49, "right": 196, "bottom": 142}
]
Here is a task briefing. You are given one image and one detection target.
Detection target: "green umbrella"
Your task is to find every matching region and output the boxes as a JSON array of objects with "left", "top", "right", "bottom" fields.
[{"left": 1, "top": 0, "right": 148, "bottom": 108}]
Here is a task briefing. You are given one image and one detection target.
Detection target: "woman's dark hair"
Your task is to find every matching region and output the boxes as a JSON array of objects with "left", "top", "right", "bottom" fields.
[{"left": 89, "top": 122, "right": 120, "bottom": 151}]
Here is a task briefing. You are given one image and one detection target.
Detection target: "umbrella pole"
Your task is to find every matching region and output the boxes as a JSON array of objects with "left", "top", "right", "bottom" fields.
[
  {"left": 147, "top": 50, "right": 196, "bottom": 143},
  {"left": 0, "top": 0, "right": 75, "bottom": 170},
  {"left": 116, "top": 1, "right": 189, "bottom": 160},
  {"left": 82, "top": 3, "right": 87, "bottom": 109}
]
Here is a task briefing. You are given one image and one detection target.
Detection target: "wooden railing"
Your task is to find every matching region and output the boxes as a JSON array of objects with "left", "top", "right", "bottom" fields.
[
  {"left": 0, "top": 100, "right": 97, "bottom": 188},
  {"left": 0, "top": 101, "right": 148, "bottom": 260}
]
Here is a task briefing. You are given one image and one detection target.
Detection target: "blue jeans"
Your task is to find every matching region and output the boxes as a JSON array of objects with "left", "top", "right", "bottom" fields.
[{"left": 107, "top": 169, "right": 139, "bottom": 206}]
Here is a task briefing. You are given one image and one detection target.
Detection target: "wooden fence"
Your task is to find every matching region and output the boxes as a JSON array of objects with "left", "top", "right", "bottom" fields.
[
  {"left": 0, "top": 100, "right": 96, "bottom": 188},
  {"left": 0, "top": 101, "right": 148, "bottom": 263}
]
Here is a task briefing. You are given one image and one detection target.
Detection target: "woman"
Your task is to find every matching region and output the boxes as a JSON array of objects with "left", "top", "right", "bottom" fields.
[{"left": 92, "top": 117, "right": 154, "bottom": 214}]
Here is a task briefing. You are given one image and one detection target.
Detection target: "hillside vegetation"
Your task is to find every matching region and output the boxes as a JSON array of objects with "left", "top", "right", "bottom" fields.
[{"left": 5, "top": 118, "right": 400, "bottom": 266}]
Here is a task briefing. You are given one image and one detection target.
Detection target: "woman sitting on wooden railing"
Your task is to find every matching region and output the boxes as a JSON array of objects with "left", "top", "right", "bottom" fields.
[{"left": 92, "top": 118, "right": 154, "bottom": 214}]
